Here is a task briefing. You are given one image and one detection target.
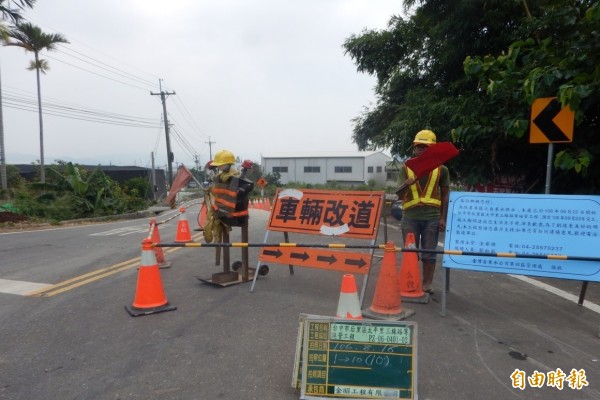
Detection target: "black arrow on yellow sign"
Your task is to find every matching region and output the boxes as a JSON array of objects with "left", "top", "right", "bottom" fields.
[
  {"left": 533, "top": 99, "right": 569, "bottom": 141},
  {"left": 530, "top": 97, "right": 574, "bottom": 144}
]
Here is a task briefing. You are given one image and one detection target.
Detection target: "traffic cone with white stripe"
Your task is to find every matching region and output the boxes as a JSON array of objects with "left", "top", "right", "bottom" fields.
[
  {"left": 175, "top": 207, "right": 192, "bottom": 243},
  {"left": 150, "top": 218, "right": 172, "bottom": 269},
  {"left": 125, "top": 239, "right": 177, "bottom": 317},
  {"left": 336, "top": 274, "right": 362, "bottom": 320},
  {"left": 399, "top": 233, "right": 429, "bottom": 303}
]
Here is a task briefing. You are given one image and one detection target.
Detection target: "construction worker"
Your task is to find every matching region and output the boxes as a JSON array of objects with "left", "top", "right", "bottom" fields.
[
  {"left": 396, "top": 130, "right": 450, "bottom": 294},
  {"left": 203, "top": 150, "right": 254, "bottom": 242}
]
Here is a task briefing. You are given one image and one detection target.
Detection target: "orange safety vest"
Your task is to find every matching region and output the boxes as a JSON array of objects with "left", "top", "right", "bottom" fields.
[
  {"left": 210, "top": 176, "right": 250, "bottom": 218},
  {"left": 402, "top": 166, "right": 442, "bottom": 209}
]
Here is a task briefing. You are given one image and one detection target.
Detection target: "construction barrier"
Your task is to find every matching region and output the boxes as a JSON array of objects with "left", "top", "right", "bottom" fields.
[{"left": 152, "top": 241, "right": 600, "bottom": 262}]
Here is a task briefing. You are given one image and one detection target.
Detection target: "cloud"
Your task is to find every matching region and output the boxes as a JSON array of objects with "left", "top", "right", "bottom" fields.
[{"left": 2, "top": 0, "right": 401, "bottom": 169}]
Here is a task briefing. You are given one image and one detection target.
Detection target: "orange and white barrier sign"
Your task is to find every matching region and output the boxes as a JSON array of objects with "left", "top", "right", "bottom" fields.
[
  {"left": 266, "top": 188, "right": 384, "bottom": 239},
  {"left": 259, "top": 247, "right": 372, "bottom": 275}
]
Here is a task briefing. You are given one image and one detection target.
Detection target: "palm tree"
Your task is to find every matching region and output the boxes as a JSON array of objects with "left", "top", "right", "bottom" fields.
[
  {"left": 0, "top": 0, "right": 36, "bottom": 23},
  {"left": 5, "top": 22, "right": 68, "bottom": 183},
  {"left": 0, "top": 0, "right": 36, "bottom": 190}
]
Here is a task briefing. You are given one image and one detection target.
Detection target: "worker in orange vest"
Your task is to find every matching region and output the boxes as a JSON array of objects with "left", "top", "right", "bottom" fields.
[{"left": 203, "top": 150, "right": 254, "bottom": 242}]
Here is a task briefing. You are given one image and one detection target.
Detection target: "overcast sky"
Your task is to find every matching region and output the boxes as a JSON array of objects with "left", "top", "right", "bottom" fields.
[{"left": 2, "top": 0, "right": 403, "bottom": 170}]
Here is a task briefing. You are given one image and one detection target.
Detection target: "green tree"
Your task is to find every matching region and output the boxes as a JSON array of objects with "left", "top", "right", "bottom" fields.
[
  {"left": 5, "top": 22, "right": 68, "bottom": 184},
  {"left": 464, "top": 1, "right": 600, "bottom": 193},
  {"left": 0, "top": 0, "right": 35, "bottom": 23},
  {"left": 1, "top": 1, "right": 37, "bottom": 191},
  {"left": 344, "top": 0, "right": 599, "bottom": 193}
]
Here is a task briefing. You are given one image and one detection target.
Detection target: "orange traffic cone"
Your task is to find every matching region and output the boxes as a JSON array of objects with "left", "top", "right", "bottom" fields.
[
  {"left": 362, "top": 241, "right": 414, "bottom": 320},
  {"left": 175, "top": 207, "right": 192, "bottom": 243},
  {"left": 399, "top": 233, "right": 429, "bottom": 304},
  {"left": 125, "top": 239, "right": 177, "bottom": 317},
  {"left": 264, "top": 197, "right": 272, "bottom": 212},
  {"left": 150, "top": 218, "right": 172, "bottom": 269},
  {"left": 336, "top": 274, "right": 362, "bottom": 319}
]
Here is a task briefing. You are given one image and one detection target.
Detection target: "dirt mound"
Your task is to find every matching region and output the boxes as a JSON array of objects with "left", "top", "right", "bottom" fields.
[{"left": 0, "top": 212, "right": 29, "bottom": 224}]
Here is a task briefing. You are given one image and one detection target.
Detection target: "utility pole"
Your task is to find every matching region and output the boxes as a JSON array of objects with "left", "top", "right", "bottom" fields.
[
  {"left": 151, "top": 151, "right": 157, "bottom": 201},
  {"left": 151, "top": 79, "right": 176, "bottom": 187},
  {"left": 0, "top": 65, "right": 7, "bottom": 190},
  {"left": 205, "top": 136, "right": 216, "bottom": 161},
  {"left": 193, "top": 153, "right": 200, "bottom": 169}
]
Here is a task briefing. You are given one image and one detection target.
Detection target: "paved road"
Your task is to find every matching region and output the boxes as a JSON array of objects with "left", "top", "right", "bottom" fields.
[{"left": 0, "top": 203, "right": 598, "bottom": 399}]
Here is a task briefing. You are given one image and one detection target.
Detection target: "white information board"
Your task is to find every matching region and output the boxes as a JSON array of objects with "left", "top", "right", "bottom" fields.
[{"left": 443, "top": 192, "right": 600, "bottom": 282}]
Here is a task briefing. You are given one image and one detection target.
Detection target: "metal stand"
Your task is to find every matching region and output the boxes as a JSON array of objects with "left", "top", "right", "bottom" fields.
[{"left": 197, "top": 220, "right": 256, "bottom": 287}]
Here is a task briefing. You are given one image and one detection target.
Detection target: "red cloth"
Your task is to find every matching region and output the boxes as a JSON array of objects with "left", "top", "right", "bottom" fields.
[{"left": 166, "top": 165, "right": 193, "bottom": 207}]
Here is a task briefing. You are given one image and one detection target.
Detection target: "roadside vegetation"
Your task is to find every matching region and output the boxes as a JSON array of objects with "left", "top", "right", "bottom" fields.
[
  {"left": 344, "top": 0, "right": 599, "bottom": 194},
  {"left": 0, "top": 163, "right": 152, "bottom": 225}
]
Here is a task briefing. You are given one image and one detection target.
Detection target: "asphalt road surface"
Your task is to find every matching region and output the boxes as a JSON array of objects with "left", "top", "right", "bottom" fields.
[{"left": 0, "top": 202, "right": 598, "bottom": 400}]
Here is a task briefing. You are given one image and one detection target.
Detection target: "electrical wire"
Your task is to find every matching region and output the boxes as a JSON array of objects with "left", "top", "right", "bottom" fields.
[{"left": 8, "top": 12, "right": 211, "bottom": 163}]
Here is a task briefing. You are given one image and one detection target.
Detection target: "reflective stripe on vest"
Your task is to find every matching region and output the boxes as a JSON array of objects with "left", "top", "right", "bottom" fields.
[
  {"left": 211, "top": 177, "right": 249, "bottom": 217},
  {"left": 402, "top": 166, "right": 442, "bottom": 209}
]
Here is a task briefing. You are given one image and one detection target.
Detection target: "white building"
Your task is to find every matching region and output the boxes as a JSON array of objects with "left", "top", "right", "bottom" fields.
[{"left": 261, "top": 151, "right": 392, "bottom": 186}]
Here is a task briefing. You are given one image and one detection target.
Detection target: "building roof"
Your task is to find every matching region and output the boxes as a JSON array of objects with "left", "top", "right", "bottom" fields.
[{"left": 261, "top": 151, "right": 389, "bottom": 159}]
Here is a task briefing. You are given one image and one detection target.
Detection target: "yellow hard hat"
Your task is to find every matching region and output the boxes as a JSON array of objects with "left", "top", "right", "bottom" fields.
[
  {"left": 413, "top": 130, "right": 436, "bottom": 146},
  {"left": 211, "top": 149, "right": 236, "bottom": 166}
]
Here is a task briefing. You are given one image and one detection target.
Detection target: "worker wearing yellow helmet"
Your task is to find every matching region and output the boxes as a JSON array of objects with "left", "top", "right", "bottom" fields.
[
  {"left": 203, "top": 149, "right": 254, "bottom": 243},
  {"left": 396, "top": 130, "right": 450, "bottom": 294}
]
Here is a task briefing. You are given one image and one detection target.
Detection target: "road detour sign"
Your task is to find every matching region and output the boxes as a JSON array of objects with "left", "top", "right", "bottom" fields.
[
  {"left": 266, "top": 188, "right": 383, "bottom": 239},
  {"left": 261, "top": 247, "right": 372, "bottom": 275},
  {"left": 259, "top": 188, "right": 384, "bottom": 274},
  {"left": 293, "top": 314, "right": 418, "bottom": 400}
]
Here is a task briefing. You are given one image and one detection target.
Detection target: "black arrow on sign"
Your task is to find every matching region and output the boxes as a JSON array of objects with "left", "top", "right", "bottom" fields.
[
  {"left": 263, "top": 249, "right": 283, "bottom": 258},
  {"left": 345, "top": 258, "right": 367, "bottom": 268},
  {"left": 317, "top": 254, "right": 337, "bottom": 264},
  {"left": 533, "top": 98, "right": 569, "bottom": 142},
  {"left": 291, "top": 252, "right": 310, "bottom": 261}
]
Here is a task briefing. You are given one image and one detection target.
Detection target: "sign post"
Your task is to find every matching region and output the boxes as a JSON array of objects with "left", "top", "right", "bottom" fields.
[{"left": 257, "top": 176, "right": 267, "bottom": 199}]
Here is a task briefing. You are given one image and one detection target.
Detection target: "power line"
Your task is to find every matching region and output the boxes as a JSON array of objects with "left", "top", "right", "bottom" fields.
[
  {"left": 42, "top": 53, "right": 154, "bottom": 92},
  {"left": 21, "top": 12, "right": 162, "bottom": 85},
  {"left": 9, "top": 12, "right": 210, "bottom": 167},
  {"left": 4, "top": 88, "right": 160, "bottom": 127},
  {"left": 5, "top": 93, "right": 158, "bottom": 124},
  {"left": 5, "top": 102, "right": 161, "bottom": 128},
  {"left": 172, "top": 96, "right": 208, "bottom": 140},
  {"left": 57, "top": 45, "right": 159, "bottom": 88}
]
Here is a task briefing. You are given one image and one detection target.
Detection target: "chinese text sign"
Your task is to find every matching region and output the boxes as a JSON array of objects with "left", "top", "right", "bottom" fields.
[
  {"left": 267, "top": 188, "right": 383, "bottom": 239},
  {"left": 443, "top": 193, "right": 600, "bottom": 281}
]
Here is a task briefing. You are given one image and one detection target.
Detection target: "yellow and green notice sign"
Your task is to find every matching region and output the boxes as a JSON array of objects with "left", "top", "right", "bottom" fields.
[{"left": 296, "top": 315, "right": 417, "bottom": 400}]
